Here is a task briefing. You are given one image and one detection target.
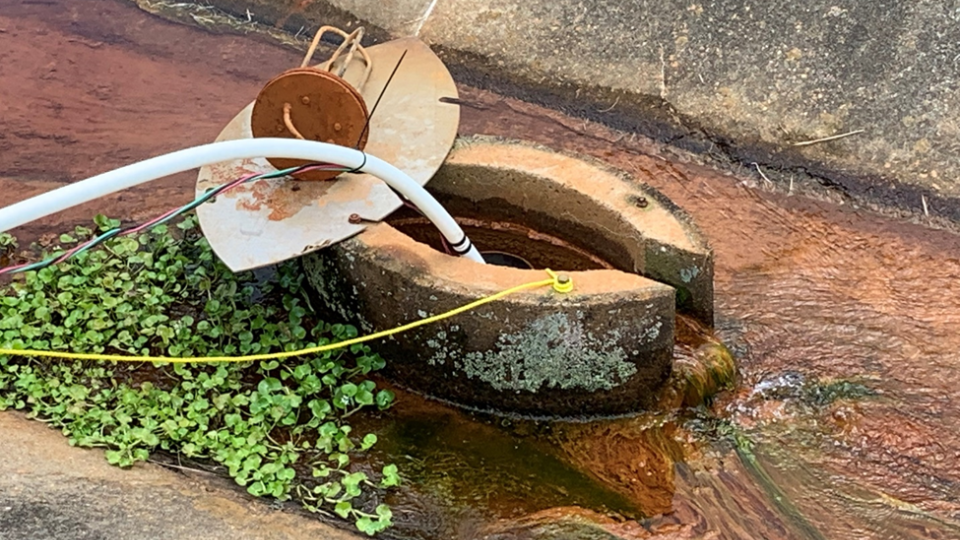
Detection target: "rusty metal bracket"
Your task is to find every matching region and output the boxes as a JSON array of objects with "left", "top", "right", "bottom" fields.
[{"left": 195, "top": 37, "right": 461, "bottom": 271}]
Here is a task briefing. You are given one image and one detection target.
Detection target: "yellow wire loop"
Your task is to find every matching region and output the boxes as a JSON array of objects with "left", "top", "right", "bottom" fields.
[
  {"left": 545, "top": 269, "right": 573, "bottom": 293},
  {"left": 0, "top": 269, "right": 573, "bottom": 364}
]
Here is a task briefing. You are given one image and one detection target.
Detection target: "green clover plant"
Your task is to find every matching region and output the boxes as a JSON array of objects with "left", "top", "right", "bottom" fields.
[{"left": 0, "top": 215, "right": 398, "bottom": 534}]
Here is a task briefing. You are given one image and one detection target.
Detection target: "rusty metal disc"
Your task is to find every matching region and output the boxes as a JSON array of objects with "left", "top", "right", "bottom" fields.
[
  {"left": 196, "top": 38, "right": 460, "bottom": 272},
  {"left": 250, "top": 68, "right": 369, "bottom": 181}
]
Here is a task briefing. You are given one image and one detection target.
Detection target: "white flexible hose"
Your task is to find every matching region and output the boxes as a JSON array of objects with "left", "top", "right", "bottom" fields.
[{"left": 0, "top": 138, "right": 485, "bottom": 263}]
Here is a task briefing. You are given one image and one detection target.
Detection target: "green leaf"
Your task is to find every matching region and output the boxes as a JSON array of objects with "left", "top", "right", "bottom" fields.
[
  {"left": 257, "top": 378, "right": 282, "bottom": 394},
  {"left": 0, "top": 214, "right": 395, "bottom": 533},
  {"left": 361, "top": 433, "right": 377, "bottom": 450},
  {"left": 342, "top": 471, "right": 367, "bottom": 489},
  {"left": 93, "top": 214, "right": 121, "bottom": 231},
  {"left": 334, "top": 501, "right": 352, "bottom": 519},
  {"left": 375, "top": 390, "right": 395, "bottom": 410},
  {"left": 356, "top": 389, "right": 374, "bottom": 406},
  {"left": 340, "top": 383, "right": 358, "bottom": 397},
  {"left": 105, "top": 450, "right": 123, "bottom": 465},
  {"left": 355, "top": 517, "right": 375, "bottom": 535},
  {"left": 375, "top": 505, "right": 392, "bottom": 520},
  {"left": 380, "top": 464, "right": 400, "bottom": 488},
  {"left": 277, "top": 467, "right": 296, "bottom": 481},
  {"left": 259, "top": 360, "right": 279, "bottom": 371}
]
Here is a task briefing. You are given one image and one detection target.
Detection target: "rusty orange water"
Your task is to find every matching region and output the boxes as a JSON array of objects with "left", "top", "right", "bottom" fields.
[
  {"left": 4, "top": 2, "right": 960, "bottom": 539},
  {"left": 460, "top": 94, "right": 960, "bottom": 538}
]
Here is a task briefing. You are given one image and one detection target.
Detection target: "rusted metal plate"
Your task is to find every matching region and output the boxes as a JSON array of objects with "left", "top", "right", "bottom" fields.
[
  {"left": 250, "top": 68, "right": 370, "bottom": 181},
  {"left": 196, "top": 37, "right": 460, "bottom": 272}
]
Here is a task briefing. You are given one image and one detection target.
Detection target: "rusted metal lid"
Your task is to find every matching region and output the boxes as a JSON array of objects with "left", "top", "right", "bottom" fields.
[
  {"left": 250, "top": 68, "right": 369, "bottom": 181},
  {"left": 195, "top": 38, "right": 460, "bottom": 272}
]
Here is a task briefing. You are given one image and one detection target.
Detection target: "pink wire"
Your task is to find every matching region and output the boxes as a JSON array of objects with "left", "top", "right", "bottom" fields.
[
  {"left": 1, "top": 164, "right": 343, "bottom": 275},
  {"left": 124, "top": 173, "right": 252, "bottom": 235},
  {"left": 0, "top": 262, "right": 30, "bottom": 275}
]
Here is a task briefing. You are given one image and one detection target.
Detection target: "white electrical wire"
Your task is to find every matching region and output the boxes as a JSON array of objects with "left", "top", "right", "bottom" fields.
[{"left": 0, "top": 138, "right": 485, "bottom": 263}]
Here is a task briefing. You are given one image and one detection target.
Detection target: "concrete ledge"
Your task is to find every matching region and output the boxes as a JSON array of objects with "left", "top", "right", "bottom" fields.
[
  {"left": 173, "top": 0, "right": 960, "bottom": 226},
  {"left": 0, "top": 412, "right": 359, "bottom": 540}
]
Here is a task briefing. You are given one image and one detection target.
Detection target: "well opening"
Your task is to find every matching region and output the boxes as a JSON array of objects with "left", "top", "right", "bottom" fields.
[
  {"left": 384, "top": 160, "right": 651, "bottom": 276},
  {"left": 386, "top": 194, "right": 617, "bottom": 272}
]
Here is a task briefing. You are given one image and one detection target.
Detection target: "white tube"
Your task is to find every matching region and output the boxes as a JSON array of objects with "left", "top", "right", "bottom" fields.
[{"left": 0, "top": 138, "right": 485, "bottom": 263}]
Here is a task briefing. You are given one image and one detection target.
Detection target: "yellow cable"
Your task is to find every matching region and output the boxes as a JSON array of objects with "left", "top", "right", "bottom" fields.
[
  {"left": 0, "top": 270, "right": 573, "bottom": 364},
  {"left": 545, "top": 269, "right": 573, "bottom": 293}
]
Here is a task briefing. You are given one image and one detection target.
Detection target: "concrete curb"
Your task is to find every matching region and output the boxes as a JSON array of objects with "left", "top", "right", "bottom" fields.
[
  {"left": 167, "top": 0, "right": 960, "bottom": 227},
  {"left": 0, "top": 412, "right": 361, "bottom": 540}
]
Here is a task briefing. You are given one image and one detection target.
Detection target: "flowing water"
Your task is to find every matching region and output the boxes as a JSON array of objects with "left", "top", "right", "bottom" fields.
[{"left": 4, "top": 1, "right": 960, "bottom": 538}]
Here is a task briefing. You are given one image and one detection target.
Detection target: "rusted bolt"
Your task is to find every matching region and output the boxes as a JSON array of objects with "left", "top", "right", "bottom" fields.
[
  {"left": 348, "top": 213, "right": 363, "bottom": 224},
  {"left": 333, "top": 122, "right": 342, "bottom": 132},
  {"left": 300, "top": 95, "right": 310, "bottom": 105}
]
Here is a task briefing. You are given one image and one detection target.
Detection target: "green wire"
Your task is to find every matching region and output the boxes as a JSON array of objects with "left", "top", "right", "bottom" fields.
[{"left": 4, "top": 164, "right": 340, "bottom": 276}]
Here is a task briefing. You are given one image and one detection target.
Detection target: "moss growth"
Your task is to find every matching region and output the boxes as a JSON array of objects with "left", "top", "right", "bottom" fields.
[
  {"left": 668, "top": 315, "right": 738, "bottom": 408},
  {"left": 803, "top": 379, "right": 875, "bottom": 407}
]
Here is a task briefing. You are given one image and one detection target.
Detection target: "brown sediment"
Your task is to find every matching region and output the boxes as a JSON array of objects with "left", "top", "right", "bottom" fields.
[
  {"left": 0, "top": 0, "right": 301, "bottom": 242},
  {"left": 456, "top": 88, "right": 960, "bottom": 507},
  {"left": 549, "top": 421, "right": 685, "bottom": 517},
  {"left": 482, "top": 506, "right": 681, "bottom": 539}
]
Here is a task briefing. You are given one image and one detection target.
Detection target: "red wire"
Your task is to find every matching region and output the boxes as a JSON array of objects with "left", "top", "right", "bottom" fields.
[{"left": 1, "top": 164, "right": 343, "bottom": 275}]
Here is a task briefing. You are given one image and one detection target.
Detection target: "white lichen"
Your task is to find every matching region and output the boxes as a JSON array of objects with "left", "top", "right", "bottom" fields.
[
  {"left": 680, "top": 266, "right": 700, "bottom": 283},
  {"left": 456, "top": 313, "right": 638, "bottom": 393}
]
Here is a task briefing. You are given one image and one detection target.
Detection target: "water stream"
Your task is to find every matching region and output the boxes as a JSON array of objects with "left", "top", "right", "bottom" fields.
[{"left": 4, "top": 1, "right": 960, "bottom": 538}]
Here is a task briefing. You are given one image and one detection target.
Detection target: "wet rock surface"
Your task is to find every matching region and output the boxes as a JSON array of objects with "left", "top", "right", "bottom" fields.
[
  {"left": 303, "top": 224, "right": 676, "bottom": 418},
  {"left": 0, "top": 413, "right": 359, "bottom": 540}
]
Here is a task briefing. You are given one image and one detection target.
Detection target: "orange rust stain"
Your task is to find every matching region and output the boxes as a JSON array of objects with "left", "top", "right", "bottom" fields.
[
  {"left": 230, "top": 180, "right": 329, "bottom": 221},
  {"left": 203, "top": 159, "right": 260, "bottom": 190},
  {"left": 551, "top": 423, "right": 686, "bottom": 517},
  {"left": 207, "top": 158, "right": 340, "bottom": 221}
]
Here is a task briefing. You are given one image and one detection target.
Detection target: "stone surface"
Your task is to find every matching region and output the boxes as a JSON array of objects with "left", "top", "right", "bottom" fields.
[
  {"left": 0, "top": 413, "right": 359, "bottom": 540},
  {"left": 325, "top": 0, "right": 436, "bottom": 36},
  {"left": 419, "top": 0, "right": 960, "bottom": 196},
  {"left": 193, "top": 0, "right": 960, "bottom": 223},
  {"left": 303, "top": 137, "right": 714, "bottom": 418},
  {"left": 433, "top": 138, "right": 714, "bottom": 324}
]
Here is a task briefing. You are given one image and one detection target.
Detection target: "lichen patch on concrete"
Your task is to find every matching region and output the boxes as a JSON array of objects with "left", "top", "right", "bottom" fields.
[
  {"left": 680, "top": 266, "right": 700, "bottom": 283},
  {"left": 456, "top": 313, "right": 638, "bottom": 393}
]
